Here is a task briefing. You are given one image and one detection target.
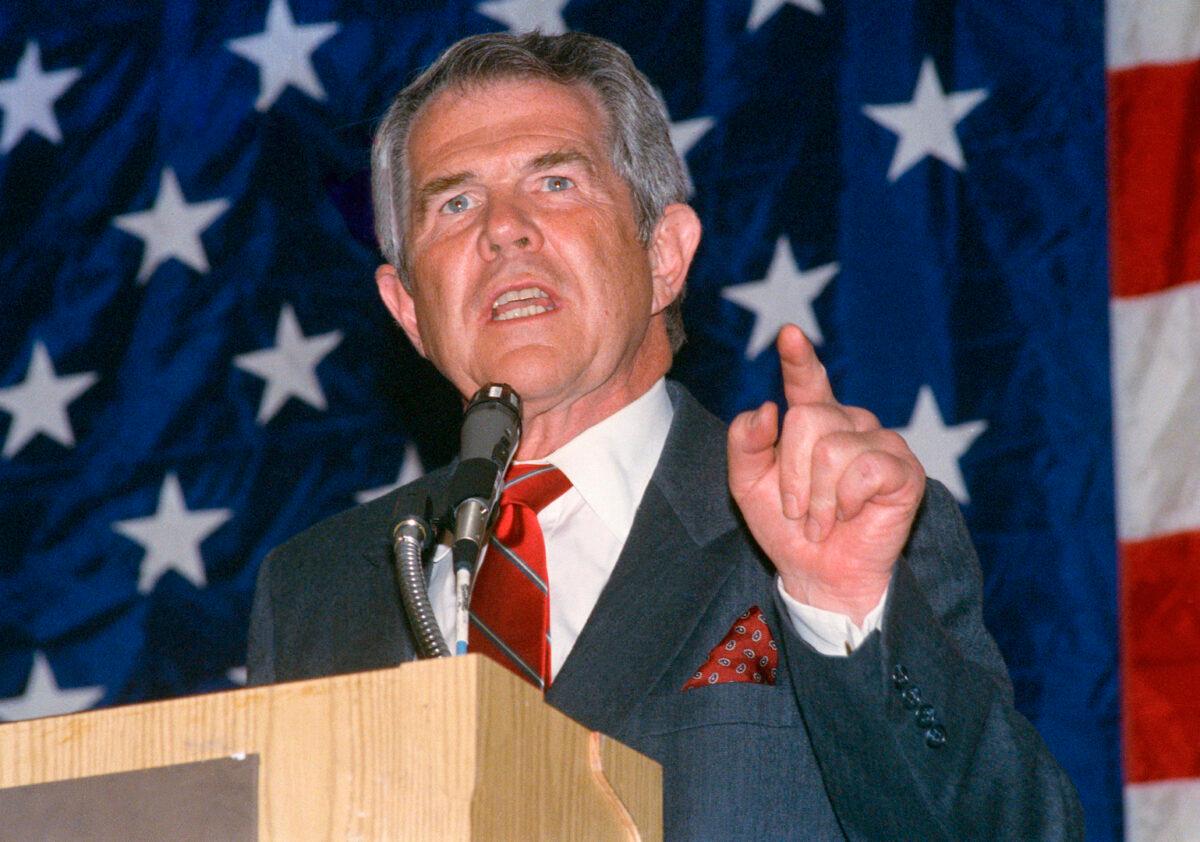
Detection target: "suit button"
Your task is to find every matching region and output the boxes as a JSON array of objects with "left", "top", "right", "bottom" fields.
[
  {"left": 891, "top": 664, "right": 910, "bottom": 689},
  {"left": 916, "top": 703, "right": 938, "bottom": 728},
  {"left": 901, "top": 686, "right": 923, "bottom": 710},
  {"left": 924, "top": 725, "right": 947, "bottom": 748}
]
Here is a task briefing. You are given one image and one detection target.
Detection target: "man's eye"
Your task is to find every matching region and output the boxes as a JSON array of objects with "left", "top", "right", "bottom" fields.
[
  {"left": 440, "top": 194, "right": 474, "bottom": 214},
  {"left": 542, "top": 176, "right": 575, "bottom": 192}
]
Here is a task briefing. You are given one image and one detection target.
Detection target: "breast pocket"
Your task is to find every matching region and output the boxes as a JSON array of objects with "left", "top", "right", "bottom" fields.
[{"left": 623, "top": 680, "right": 802, "bottom": 737}]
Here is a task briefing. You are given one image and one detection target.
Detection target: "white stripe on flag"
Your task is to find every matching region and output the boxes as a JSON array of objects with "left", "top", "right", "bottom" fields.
[
  {"left": 1126, "top": 778, "right": 1200, "bottom": 841},
  {"left": 1110, "top": 281, "right": 1200, "bottom": 540},
  {"left": 1107, "top": 0, "right": 1200, "bottom": 69}
]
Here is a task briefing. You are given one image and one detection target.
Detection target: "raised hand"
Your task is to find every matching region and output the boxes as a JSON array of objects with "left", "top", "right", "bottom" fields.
[{"left": 727, "top": 324, "right": 926, "bottom": 625}]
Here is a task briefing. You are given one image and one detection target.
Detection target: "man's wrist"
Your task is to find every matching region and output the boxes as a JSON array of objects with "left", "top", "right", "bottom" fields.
[
  {"left": 777, "top": 572, "right": 890, "bottom": 628},
  {"left": 777, "top": 578, "right": 889, "bottom": 656}
]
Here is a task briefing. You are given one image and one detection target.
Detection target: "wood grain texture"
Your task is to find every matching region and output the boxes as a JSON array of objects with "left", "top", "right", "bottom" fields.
[
  {"left": 592, "top": 731, "right": 664, "bottom": 842},
  {"left": 0, "top": 655, "right": 661, "bottom": 841}
]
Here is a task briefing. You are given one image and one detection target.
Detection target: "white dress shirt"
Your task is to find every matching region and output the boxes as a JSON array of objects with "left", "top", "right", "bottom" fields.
[{"left": 427, "top": 379, "right": 886, "bottom": 677}]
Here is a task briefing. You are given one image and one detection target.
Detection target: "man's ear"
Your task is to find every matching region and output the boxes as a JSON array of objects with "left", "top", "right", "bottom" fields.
[
  {"left": 648, "top": 203, "right": 702, "bottom": 315},
  {"left": 375, "top": 264, "right": 426, "bottom": 357}
]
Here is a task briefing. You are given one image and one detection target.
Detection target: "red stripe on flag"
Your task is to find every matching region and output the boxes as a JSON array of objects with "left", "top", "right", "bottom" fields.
[
  {"left": 1121, "top": 528, "right": 1200, "bottom": 783},
  {"left": 1108, "top": 60, "right": 1200, "bottom": 299}
]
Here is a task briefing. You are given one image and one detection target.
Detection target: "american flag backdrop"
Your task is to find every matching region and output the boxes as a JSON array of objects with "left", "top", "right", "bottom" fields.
[{"left": 2, "top": 0, "right": 1188, "bottom": 838}]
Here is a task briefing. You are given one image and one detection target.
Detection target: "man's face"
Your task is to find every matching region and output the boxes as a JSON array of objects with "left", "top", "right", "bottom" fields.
[{"left": 379, "top": 78, "right": 687, "bottom": 432}]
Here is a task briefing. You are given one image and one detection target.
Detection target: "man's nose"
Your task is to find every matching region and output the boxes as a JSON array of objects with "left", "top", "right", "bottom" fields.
[{"left": 478, "top": 193, "right": 543, "bottom": 259}]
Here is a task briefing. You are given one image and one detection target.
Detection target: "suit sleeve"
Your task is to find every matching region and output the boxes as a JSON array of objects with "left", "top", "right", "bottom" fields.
[{"left": 775, "top": 480, "right": 1085, "bottom": 841}]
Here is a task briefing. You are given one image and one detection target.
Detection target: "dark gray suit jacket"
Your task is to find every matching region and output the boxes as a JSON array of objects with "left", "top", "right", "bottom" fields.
[{"left": 249, "top": 382, "right": 1083, "bottom": 840}]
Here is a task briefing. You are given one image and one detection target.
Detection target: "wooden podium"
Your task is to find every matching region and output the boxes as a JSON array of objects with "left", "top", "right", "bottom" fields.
[{"left": 0, "top": 655, "right": 662, "bottom": 841}]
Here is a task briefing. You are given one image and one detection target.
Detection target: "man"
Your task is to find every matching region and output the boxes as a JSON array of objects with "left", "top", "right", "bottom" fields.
[{"left": 249, "top": 31, "right": 1083, "bottom": 839}]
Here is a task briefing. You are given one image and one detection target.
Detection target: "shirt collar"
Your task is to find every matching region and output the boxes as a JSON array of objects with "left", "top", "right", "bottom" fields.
[{"left": 530, "top": 379, "right": 673, "bottom": 540}]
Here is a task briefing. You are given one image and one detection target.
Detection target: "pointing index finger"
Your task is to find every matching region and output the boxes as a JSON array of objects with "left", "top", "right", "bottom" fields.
[{"left": 778, "top": 324, "right": 834, "bottom": 407}]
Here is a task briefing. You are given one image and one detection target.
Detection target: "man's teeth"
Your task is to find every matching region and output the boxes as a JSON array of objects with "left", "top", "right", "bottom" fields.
[
  {"left": 492, "top": 287, "right": 553, "bottom": 321},
  {"left": 493, "top": 287, "right": 548, "bottom": 307},
  {"left": 494, "top": 303, "right": 552, "bottom": 321}
]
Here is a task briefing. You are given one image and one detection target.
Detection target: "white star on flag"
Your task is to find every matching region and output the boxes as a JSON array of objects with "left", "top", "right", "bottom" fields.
[
  {"left": 235, "top": 303, "right": 342, "bottom": 424},
  {"left": 476, "top": 0, "right": 570, "bottom": 34},
  {"left": 113, "top": 472, "right": 232, "bottom": 593},
  {"left": 670, "top": 116, "right": 714, "bottom": 197},
  {"left": 0, "top": 41, "right": 82, "bottom": 154},
  {"left": 0, "top": 652, "right": 104, "bottom": 721},
  {"left": 746, "top": 0, "right": 823, "bottom": 32},
  {"left": 893, "top": 385, "right": 987, "bottom": 504},
  {"left": 0, "top": 340, "right": 97, "bottom": 458},
  {"left": 356, "top": 442, "right": 425, "bottom": 504},
  {"left": 113, "top": 167, "right": 230, "bottom": 283},
  {"left": 862, "top": 56, "right": 988, "bottom": 182},
  {"left": 226, "top": 666, "right": 248, "bottom": 686},
  {"left": 723, "top": 237, "right": 838, "bottom": 359},
  {"left": 226, "top": 0, "right": 339, "bottom": 112}
]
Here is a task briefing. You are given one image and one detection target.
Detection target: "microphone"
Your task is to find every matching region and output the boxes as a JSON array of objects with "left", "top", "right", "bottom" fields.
[{"left": 445, "top": 383, "right": 522, "bottom": 574}]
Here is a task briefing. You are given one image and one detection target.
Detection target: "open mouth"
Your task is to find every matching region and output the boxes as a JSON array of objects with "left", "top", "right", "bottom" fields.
[{"left": 491, "top": 287, "right": 556, "bottom": 321}]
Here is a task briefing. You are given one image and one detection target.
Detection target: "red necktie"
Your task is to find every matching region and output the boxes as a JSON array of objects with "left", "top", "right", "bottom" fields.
[{"left": 468, "top": 464, "right": 572, "bottom": 690}]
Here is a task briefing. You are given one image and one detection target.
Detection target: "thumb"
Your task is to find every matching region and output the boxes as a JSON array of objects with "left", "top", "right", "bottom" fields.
[{"left": 728, "top": 401, "right": 779, "bottom": 498}]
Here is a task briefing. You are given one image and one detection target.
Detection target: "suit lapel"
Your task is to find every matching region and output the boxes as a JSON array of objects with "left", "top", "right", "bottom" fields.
[
  {"left": 354, "top": 530, "right": 419, "bottom": 667},
  {"left": 546, "top": 485, "right": 739, "bottom": 732},
  {"left": 547, "top": 384, "right": 745, "bottom": 734}
]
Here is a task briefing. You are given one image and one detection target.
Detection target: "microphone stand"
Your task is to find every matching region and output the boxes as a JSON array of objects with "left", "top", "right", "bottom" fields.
[{"left": 391, "top": 384, "right": 521, "bottom": 660}]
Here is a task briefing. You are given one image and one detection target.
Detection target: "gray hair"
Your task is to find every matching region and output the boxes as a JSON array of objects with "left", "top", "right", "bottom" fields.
[{"left": 371, "top": 31, "right": 690, "bottom": 352}]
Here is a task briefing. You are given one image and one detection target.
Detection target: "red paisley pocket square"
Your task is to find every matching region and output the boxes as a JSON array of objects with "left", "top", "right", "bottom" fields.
[{"left": 682, "top": 605, "right": 779, "bottom": 690}]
